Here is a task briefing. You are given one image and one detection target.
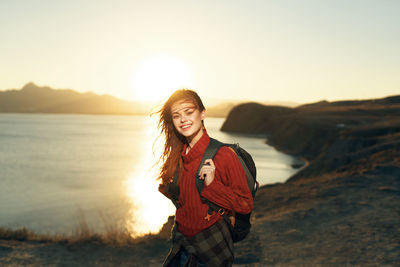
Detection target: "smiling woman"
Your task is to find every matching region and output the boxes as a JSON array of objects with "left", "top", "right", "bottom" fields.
[{"left": 132, "top": 56, "right": 195, "bottom": 103}]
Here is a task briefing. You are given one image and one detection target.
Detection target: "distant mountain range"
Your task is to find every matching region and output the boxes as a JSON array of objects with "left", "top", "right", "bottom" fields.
[
  {"left": 0, "top": 83, "right": 223, "bottom": 117},
  {"left": 0, "top": 83, "right": 299, "bottom": 117},
  {"left": 0, "top": 83, "right": 152, "bottom": 115}
]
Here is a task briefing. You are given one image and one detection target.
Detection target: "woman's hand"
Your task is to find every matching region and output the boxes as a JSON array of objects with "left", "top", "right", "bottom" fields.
[{"left": 199, "top": 159, "right": 216, "bottom": 186}]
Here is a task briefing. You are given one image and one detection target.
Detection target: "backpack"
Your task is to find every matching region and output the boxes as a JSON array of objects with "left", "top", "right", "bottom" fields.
[{"left": 166, "top": 138, "right": 258, "bottom": 242}]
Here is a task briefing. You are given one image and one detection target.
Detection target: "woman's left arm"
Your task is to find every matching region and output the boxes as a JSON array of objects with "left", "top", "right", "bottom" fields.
[{"left": 200, "top": 146, "right": 253, "bottom": 214}]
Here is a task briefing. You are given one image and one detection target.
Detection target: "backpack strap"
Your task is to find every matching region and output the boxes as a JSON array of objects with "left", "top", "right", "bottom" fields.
[
  {"left": 169, "top": 138, "right": 251, "bottom": 221},
  {"left": 195, "top": 138, "right": 231, "bottom": 220},
  {"left": 166, "top": 138, "right": 223, "bottom": 210},
  {"left": 195, "top": 138, "right": 224, "bottom": 194}
]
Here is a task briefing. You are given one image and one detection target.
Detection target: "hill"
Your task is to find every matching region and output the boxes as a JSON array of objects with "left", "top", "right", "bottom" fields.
[
  {"left": 0, "top": 83, "right": 151, "bottom": 115},
  {"left": 221, "top": 95, "right": 400, "bottom": 265},
  {"left": 0, "top": 83, "right": 299, "bottom": 117}
]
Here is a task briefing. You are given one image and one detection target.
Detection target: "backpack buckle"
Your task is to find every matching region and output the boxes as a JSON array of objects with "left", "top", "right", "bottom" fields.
[{"left": 218, "top": 208, "right": 225, "bottom": 216}]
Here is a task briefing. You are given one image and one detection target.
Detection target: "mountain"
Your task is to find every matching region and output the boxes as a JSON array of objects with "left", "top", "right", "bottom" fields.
[
  {"left": 0, "top": 83, "right": 247, "bottom": 117},
  {"left": 0, "top": 83, "right": 152, "bottom": 115}
]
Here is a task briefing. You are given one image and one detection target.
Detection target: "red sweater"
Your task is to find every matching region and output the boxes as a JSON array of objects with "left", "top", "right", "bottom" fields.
[{"left": 169, "top": 132, "right": 253, "bottom": 238}]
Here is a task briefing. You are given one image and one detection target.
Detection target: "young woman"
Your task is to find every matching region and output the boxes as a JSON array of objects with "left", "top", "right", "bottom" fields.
[{"left": 157, "top": 89, "right": 253, "bottom": 267}]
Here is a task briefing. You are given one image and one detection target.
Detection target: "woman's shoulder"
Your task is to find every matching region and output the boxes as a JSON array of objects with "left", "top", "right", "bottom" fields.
[
  {"left": 213, "top": 145, "right": 245, "bottom": 177},
  {"left": 214, "top": 145, "right": 238, "bottom": 162}
]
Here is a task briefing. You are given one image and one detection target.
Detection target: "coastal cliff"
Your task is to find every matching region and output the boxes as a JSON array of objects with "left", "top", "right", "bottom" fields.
[{"left": 223, "top": 96, "right": 400, "bottom": 265}]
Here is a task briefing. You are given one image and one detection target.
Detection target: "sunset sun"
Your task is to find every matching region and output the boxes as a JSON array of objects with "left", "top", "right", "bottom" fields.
[{"left": 132, "top": 56, "right": 194, "bottom": 103}]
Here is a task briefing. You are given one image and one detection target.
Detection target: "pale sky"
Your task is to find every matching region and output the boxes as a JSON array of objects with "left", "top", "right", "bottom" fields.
[{"left": 1, "top": 0, "right": 399, "bottom": 104}]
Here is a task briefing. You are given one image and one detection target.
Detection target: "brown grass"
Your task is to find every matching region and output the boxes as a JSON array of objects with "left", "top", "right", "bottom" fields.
[{"left": 0, "top": 208, "right": 163, "bottom": 246}]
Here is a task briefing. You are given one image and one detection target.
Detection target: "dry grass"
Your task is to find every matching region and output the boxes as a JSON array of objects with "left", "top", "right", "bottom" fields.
[
  {"left": 0, "top": 227, "right": 37, "bottom": 241},
  {"left": 0, "top": 208, "right": 162, "bottom": 246}
]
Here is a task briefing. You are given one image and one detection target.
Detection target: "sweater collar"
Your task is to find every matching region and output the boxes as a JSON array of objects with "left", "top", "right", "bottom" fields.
[{"left": 181, "top": 130, "right": 210, "bottom": 163}]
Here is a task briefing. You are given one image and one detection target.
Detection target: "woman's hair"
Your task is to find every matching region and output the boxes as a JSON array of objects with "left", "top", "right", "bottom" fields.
[{"left": 156, "top": 89, "right": 205, "bottom": 185}]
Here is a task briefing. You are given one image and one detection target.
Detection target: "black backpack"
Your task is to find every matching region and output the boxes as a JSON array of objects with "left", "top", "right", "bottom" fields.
[{"left": 166, "top": 138, "right": 258, "bottom": 242}]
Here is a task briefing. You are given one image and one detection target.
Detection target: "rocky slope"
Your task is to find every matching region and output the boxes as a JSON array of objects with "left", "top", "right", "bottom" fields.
[{"left": 222, "top": 95, "right": 400, "bottom": 265}]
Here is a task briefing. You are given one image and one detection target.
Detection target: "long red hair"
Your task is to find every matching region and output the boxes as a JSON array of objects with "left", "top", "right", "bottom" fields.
[{"left": 156, "top": 89, "right": 205, "bottom": 185}]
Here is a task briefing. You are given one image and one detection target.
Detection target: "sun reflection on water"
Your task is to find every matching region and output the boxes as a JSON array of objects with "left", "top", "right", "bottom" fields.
[{"left": 124, "top": 116, "right": 175, "bottom": 237}]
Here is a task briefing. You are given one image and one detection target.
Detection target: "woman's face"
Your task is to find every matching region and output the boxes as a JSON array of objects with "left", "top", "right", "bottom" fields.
[{"left": 171, "top": 99, "right": 205, "bottom": 145}]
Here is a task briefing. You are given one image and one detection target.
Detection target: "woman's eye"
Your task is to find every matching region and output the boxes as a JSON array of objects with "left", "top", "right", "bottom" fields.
[{"left": 172, "top": 115, "right": 179, "bottom": 120}]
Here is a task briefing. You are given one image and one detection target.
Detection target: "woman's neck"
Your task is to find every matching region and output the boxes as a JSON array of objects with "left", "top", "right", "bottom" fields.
[{"left": 185, "top": 128, "right": 205, "bottom": 154}]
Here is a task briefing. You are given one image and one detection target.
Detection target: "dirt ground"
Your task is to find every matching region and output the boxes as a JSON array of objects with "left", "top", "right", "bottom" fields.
[{"left": 1, "top": 166, "right": 399, "bottom": 266}]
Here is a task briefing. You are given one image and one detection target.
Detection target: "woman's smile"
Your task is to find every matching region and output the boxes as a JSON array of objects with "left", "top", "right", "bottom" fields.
[
  {"left": 171, "top": 100, "right": 205, "bottom": 146},
  {"left": 181, "top": 124, "right": 192, "bottom": 130}
]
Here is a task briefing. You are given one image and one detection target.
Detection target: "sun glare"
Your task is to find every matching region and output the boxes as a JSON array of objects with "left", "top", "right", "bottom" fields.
[
  {"left": 124, "top": 117, "right": 175, "bottom": 237},
  {"left": 125, "top": 170, "right": 175, "bottom": 237},
  {"left": 132, "top": 55, "right": 194, "bottom": 103}
]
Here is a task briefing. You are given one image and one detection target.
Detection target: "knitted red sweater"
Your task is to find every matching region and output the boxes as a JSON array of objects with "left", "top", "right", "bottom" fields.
[{"left": 170, "top": 131, "right": 253, "bottom": 238}]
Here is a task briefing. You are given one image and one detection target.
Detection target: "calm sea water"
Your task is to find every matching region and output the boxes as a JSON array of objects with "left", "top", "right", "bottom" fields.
[{"left": 0, "top": 113, "right": 301, "bottom": 236}]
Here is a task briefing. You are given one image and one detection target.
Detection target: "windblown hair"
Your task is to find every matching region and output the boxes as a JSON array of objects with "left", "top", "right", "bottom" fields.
[{"left": 156, "top": 89, "right": 205, "bottom": 185}]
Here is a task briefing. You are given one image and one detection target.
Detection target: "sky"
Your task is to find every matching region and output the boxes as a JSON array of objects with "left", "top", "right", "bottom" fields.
[{"left": 0, "top": 0, "right": 399, "bottom": 104}]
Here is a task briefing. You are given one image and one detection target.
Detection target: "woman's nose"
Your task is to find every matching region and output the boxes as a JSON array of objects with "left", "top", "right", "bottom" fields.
[{"left": 180, "top": 115, "right": 187, "bottom": 122}]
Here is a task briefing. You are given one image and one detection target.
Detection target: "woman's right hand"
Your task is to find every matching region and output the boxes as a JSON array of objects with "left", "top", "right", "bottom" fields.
[{"left": 199, "top": 159, "right": 216, "bottom": 186}]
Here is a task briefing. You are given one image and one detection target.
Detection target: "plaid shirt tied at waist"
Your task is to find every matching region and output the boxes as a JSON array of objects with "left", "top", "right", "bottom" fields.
[{"left": 163, "top": 219, "right": 234, "bottom": 267}]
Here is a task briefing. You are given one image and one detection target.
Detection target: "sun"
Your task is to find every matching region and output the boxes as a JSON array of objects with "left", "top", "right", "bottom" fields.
[{"left": 132, "top": 55, "right": 194, "bottom": 103}]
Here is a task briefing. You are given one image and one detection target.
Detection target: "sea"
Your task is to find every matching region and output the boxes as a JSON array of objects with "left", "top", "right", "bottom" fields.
[{"left": 0, "top": 113, "right": 302, "bottom": 237}]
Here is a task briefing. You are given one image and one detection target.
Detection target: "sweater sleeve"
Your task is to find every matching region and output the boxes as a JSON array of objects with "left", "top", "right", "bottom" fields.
[{"left": 200, "top": 146, "right": 253, "bottom": 214}]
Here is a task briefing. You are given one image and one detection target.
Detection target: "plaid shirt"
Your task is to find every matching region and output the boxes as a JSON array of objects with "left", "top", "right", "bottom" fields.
[{"left": 163, "top": 219, "right": 234, "bottom": 267}]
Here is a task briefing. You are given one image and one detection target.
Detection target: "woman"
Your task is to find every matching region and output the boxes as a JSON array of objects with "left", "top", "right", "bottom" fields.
[{"left": 157, "top": 89, "right": 253, "bottom": 267}]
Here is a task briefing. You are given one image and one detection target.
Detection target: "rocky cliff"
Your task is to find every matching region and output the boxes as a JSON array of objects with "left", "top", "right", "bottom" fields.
[{"left": 222, "top": 95, "right": 400, "bottom": 265}]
